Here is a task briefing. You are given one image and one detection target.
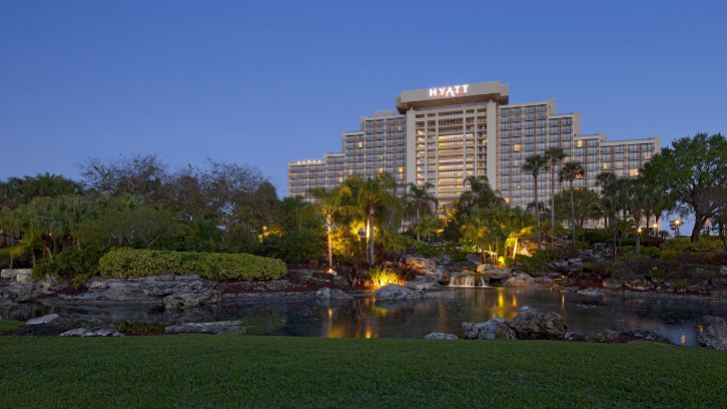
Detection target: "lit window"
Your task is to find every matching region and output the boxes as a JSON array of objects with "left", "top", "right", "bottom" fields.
[
  {"left": 358, "top": 142, "right": 363, "bottom": 148},
  {"left": 513, "top": 144, "right": 521, "bottom": 152},
  {"left": 629, "top": 168, "right": 639, "bottom": 177},
  {"left": 398, "top": 167, "right": 404, "bottom": 173},
  {"left": 577, "top": 140, "right": 583, "bottom": 148},
  {"left": 602, "top": 163, "right": 609, "bottom": 170}
]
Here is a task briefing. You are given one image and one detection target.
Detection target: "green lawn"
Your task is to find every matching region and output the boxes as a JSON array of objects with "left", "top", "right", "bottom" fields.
[
  {"left": 0, "top": 320, "right": 23, "bottom": 334},
  {"left": 0, "top": 336, "right": 725, "bottom": 408}
]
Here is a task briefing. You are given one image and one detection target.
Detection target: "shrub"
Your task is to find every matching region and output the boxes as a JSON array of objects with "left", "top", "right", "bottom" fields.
[
  {"left": 98, "top": 248, "right": 287, "bottom": 281},
  {"left": 661, "top": 238, "right": 724, "bottom": 252},
  {"left": 515, "top": 249, "right": 558, "bottom": 274},
  {"left": 0, "top": 248, "right": 10, "bottom": 269},
  {"left": 412, "top": 242, "right": 441, "bottom": 259},
  {"left": 259, "top": 230, "right": 323, "bottom": 264},
  {"left": 32, "top": 246, "right": 106, "bottom": 281},
  {"left": 366, "top": 266, "right": 402, "bottom": 287}
]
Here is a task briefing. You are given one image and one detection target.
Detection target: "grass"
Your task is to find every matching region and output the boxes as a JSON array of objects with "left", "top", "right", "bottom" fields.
[
  {"left": 0, "top": 335, "right": 725, "bottom": 408},
  {"left": 0, "top": 320, "right": 23, "bottom": 334}
]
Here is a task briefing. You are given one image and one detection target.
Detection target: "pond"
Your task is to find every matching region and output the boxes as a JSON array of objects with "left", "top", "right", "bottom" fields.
[{"left": 3, "top": 288, "right": 726, "bottom": 346}]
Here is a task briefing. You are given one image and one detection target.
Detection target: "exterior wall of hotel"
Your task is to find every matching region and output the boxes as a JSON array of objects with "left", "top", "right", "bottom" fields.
[
  {"left": 343, "top": 111, "right": 407, "bottom": 191},
  {"left": 408, "top": 101, "right": 497, "bottom": 207},
  {"left": 288, "top": 159, "right": 326, "bottom": 198}
]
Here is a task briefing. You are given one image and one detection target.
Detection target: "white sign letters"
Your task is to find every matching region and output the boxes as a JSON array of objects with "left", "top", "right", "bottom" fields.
[{"left": 428, "top": 84, "right": 470, "bottom": 98}]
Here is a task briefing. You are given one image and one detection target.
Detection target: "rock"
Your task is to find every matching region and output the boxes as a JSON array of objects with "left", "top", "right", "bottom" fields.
[
  {"left": 623, "top": 277, "right": 655, "bottom": 291},
  {"left": 549, "top": 260, "right": 569, "bottom": 271},
  {"left": 462, "top": 318, "right": 516, "bottom": 340},
  {"left": 593, "top": 328, "right": 620, "bottom": 342},
  {"left": 697, "top": 315, "right": 727, "bottom": 350},
  {"left": 60, "top": 327, "right": 124, "bottom": 337},
  {"left": 424, "top": 332, "right": 458, "bottom": 340},
  {"left": 602, "top": 277, "right": 623, "bottom": 290},
  {"left": 332, "top": 275, "right": 348, "bottom": 288},
  {"left": 1, "top": 269, "right": 29, "bottom": 280},
  {"left": 164, "top": 320, "right": 245, "bottom": 335},
  {"left": 565, "top": 331, "right": 588, "bottom": 342},
  {"left": 623, "top": 330, "right": 670, "bottom": 344},
  {"left": 374, "top": 284, "right": 418, "bottom": 301},
  {"left": 36, "top": 276, "right": 65, "bottom": 293},
  {"left": 405, "top": 276, "right": 441, "bottom": 291},
  {"left": 158, "top": 272, "right": 176, "bottom": 281},
  {"left": 577, "top": 288, "right": 604, "bottom": 296},
  {"left": 0, "top": 283, "right": 34, "bottom": 303},
  {"left": 405, "top": 256, "right": 437, "bottom": 275},
  {"left": 508, "top": 309, "right": 567, "bottom": 340},
  {"left": 315, "top": 287, "right": 354, "bottom": 300},
  {"left": 163, "top": 289, "right": 221, "bottom": 310},
  {"left": 465, "top": 254, "right": 481, "bottom": 266},
  {"left": 567, "top": 258, "right": 583, "bottom": 266},
  {"left": 15, "top": 270, "right": 33, "bottom": 284},
  {"left": 504, "top": 273, "right": 533, "bottom": 287},
  {"left": 476, "top": 264, "right": 512, "bottom": 281},
  {"left": 720, "top": 266, "right": 727, "bottom": 276},
  {"left": 26, "top": 313, "right": 60, "bottom": 325}
]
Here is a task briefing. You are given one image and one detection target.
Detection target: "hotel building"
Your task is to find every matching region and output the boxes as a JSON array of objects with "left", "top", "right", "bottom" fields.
[{"left": 288, "top": 81, "right": 659, "bottom": 209}]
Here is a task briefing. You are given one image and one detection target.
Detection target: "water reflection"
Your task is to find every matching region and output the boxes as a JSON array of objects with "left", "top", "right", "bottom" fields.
[{"left": 4, "top": 288, "right": 727, "bottom": 346}]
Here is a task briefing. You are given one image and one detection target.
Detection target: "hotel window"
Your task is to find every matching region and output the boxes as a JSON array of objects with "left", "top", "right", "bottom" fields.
[
  {"left": 577, "top": 140, "right": 583, "bottom": 148},
  {"left": 513, "top": 144, "right": 521, "bottom": 152},
  {"left": 629, "top": 168, "right": 639, "bottom": 177}
]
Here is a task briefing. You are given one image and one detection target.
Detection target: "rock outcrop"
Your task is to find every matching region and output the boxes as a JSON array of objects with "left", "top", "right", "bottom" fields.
[
  {"left": 504, "top": 273, "right": 533, "bottom": 287},
  {"left": 60, "top": 327, "right": 124, "bottom": 337},
  {"left": 424, "top": 332, "right": 458, "bottom": 340},
  {"left": 374, "top": 284, "right": 418, "bottom": 301},
  {"left": 164, "top": 320, "right": 245, "bottom": 335},
  {"left": 697, "top": 315, "right": 727, "bottom": 351},
  {"left": 405, "top": 276, "right": 440, "bottom": 291},
  {"left": 315, "top": 287, "right": 354, "bottom": 300},
  {"left": 26, "top": 313, "right": 60, "bottom": 325},
  {"left": 462, "top": 318, "right": 516, "bottom": 340},
  {"left": 508, "top": 309, "right": 567, "bottom": 340}
]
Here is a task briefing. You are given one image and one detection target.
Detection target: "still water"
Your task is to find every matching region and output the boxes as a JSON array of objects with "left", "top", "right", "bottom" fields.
[{"left": 3, "top": 288, "right": 726, "bottom": 346}]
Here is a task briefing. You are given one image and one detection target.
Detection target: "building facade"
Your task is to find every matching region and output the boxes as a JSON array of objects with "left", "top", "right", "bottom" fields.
[{"left": 288, "top": 81, "right": 659, "bottom": 209}]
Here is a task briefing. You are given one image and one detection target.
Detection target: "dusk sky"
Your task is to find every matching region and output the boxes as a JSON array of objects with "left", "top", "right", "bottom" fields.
[{"left": 1, "top": 0, "right": 725, "bottom": 196}]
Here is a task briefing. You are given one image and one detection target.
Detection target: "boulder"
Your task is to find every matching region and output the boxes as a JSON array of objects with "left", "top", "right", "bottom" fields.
[
  {"left": 26, "top": 313, "right": 60, "bottom": 325},
  {"left": 602, "top": 277, "right": 623, "bottom": 290},
  {"left": 164, "top": 320, "right": 245, "bottom": 335},
  {"left": 15, "top": 270, "right": 33, "bottom": 284},
  {"left": 508, "top": 309, "right": 567, "bottom": 340},
  {"left": 1, "top": 269, "right": 27, "bottom": 280},
  {"left": 462, "top": 318, "right": 516, "bottom": 340},
  {"left": 405, "top": 256, "right": 437, "bottom": 275},
  {"left": 465, "top": 254, "right": 481, "bottom": 267},
  {"left": 405, "top": 276, "right": 441, "bottom": 291},
  {"left": 565, "top": 331, "right": 588, "bottom": 342},
  {"left": 315, "top": 287, "right": 354, "bottom": 300},
  {"left": 697, "top": 315, "right": 727, "bottom": 351},
  {"left": 60, "top": 327, "right": 124, "bottom": 337},
  {"left": 0, "top": 283, "right": 34, "bottom": 303},
  {"left": 720, "top": 266, "right": 727, "bottom": 277},
  {"left": 549, "top": 260, "right": 569, "bottom": 271},
  {"left": 374, "top": 284, "right": 417, "bottom": 301},
  {"left": 504, "top": 273, "right": 533, "bottom": 287},
  {"left": 36, "top": 276, "right": 66, "bottom": 294},
  {"left": 623, "top": 277, "right": 655, "bottom": 291},
  {"left": 424, "top": 332, "right": 458, "bottom": 340},
  {"left": 476, "top": 264, "right": 512, "bottom": 281},
  {"left": 567, "top": 258, "right": 583, "bottom": 267}
]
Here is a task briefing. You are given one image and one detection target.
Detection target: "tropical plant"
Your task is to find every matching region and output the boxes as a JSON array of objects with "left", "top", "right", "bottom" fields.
[
  {"left": 544, "top": 147, "right": 567, "bottom": 242},
  {"left": 560, "top": 162, "right": 584, "bottom": 250},
  {"left": 522, "top": 154, "right": 548, "bottom": 247},
  {"left": 310, "top": 187, "right": 343, "bottom": 270},
  {"left": 405, "top": 183, "right": 437, "bottom": 241}
]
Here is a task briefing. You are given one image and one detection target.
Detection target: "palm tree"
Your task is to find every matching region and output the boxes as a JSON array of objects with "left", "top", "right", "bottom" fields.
[
  {"left": 339, "top": 174, "right": 398, "bottom": 265},
  {"left": 405, "top": 183, "right": 437, "bottom": 241},
  {"left": 560, "top": 162, "right": 585, "bottom": 249},
  {"left": 522, "top": 154, "right": 548, "bottom": 248},
  {"left": 544, "top": 147, "right": 567, "bottom": 242},
  {"left": 310, "top": 187, "right": 343, "bottom": 273},
  {"left": 596, "top": 172, "right": 617, "bottom": 227}
]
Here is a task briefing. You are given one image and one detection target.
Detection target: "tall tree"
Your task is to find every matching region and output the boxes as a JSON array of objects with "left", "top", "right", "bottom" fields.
[
  {"left": 560, "top": 162, "right": 585, "bottom": 249},
  {"left": 405, "top": 182, "right": 437, "bottom": 241},
  {"left": 643, "top": 133, "right": 727, "bottom": 241},
  {"left": 522, "top": 154, "right": 548, "bottom": 248},
  {"left": 544, "top": 147, "right": 567, "bottom": 242},
  {"left": 310, "top": 187, "right": 343, "bottom": 272}
]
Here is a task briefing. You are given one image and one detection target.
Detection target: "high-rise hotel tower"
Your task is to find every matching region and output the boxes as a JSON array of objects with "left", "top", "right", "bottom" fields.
[{"left": 288, "top": 81, "right": 659, "bottom": 208}]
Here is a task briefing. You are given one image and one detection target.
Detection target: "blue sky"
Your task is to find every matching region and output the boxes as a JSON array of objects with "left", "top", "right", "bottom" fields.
[{"left": 1, "top": 0, "right": 725, "bottom": 196}]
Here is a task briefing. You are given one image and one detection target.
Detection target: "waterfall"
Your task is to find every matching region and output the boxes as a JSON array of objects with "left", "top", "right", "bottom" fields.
[{"left": 449, "top": 273, "right": 490, "bottom": 288}]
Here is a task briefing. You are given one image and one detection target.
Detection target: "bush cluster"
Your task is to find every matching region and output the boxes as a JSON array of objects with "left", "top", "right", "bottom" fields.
[
  {"left": 514, "top": 249, "right": 559, "bottom": 274},
  {"left": 98, "top": 248, "right": 287, "bottom": 281},
  {"left": 661, "top": 238, "right": 725, "bottom": 252}
]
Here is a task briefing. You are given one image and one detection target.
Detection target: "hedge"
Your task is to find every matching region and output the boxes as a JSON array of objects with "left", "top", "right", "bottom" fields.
[{"left": 98, "top": 248, "right": 287, "bottom": 281}]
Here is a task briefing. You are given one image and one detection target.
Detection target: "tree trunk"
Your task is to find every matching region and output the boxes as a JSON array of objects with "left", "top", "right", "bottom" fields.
[
  {"left": 551, "top": 168, "right": 556, "bottom": 243},
  {"left": 636, "top": 233, "right": 641, "bottom": 255},
  {"left": 416, "top": 207, "right": 420, "bottom": 242},
  {"left": 326, "top": 215, "right": 333, "bottom": 271},
  {"left": 690, "top": 212, "right": 704, "bottom": 242},
  {"left": 368, "top": 209, "right": 375, "bottom": 266},
  {"left": 569, "top": 183, "right": 576, "bottom": 250},
  {"left": 534, "top": 174, "right": 541, "bottom": 248}
]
